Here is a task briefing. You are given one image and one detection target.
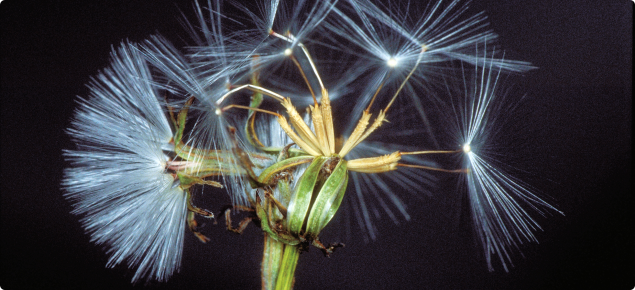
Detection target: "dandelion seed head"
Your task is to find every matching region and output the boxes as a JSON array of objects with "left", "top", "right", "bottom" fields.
[
  {"left": 64, "top": 0, "right": 558, "bottom": 282},
  {"left": 64, "top": 43, "right": 189, "bottom": 283}
]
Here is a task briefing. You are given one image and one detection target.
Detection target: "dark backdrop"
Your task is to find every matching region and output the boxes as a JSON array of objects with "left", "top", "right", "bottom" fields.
[{"left": 1, "top": 0, "right": 632, "bottom": 289}]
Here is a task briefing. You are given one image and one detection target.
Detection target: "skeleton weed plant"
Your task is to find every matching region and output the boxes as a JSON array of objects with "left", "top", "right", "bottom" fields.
[{"left": 63, "top": 0, "right": 562, "bottom": 288}]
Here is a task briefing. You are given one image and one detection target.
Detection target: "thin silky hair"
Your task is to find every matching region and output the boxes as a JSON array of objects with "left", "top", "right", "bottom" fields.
[
  {"left": 63, "top": 43, "right": 186, "bottom": 283},
  {"left": 453, "top": 53, "right": 562, "bottom": 271}
]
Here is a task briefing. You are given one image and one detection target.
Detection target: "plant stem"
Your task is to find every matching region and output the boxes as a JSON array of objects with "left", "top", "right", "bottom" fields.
[
  {"left": 261, "top": 234, "right": 301, "bottom": 290},
  {"left": 275, "top": 242, "right": 300, "bottom": 290},
  {"left": 262, "top": 234, "right": 284, "bottom": 289}
]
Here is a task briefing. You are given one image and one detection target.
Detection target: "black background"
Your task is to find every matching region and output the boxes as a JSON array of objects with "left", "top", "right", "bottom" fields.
[{"left": 1, "top": 0, "right": 632, "bottom": 289}]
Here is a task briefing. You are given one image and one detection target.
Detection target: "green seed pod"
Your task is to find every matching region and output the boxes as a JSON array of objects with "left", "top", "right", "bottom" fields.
[
  {"left": 304, "top": 158, "right": 348, "bottom": 240},
  {"left": 285, "top": 156, "right": 348, "bottom": 240},
  {"left": 286, "top": 157, "right": 328, "bottom": 236}
]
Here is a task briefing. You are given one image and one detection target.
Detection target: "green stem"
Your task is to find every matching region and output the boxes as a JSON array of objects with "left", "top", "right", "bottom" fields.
[
  {"left": 275, "top": 243, "right": 300, "bottom": 290},
  {"left": 262, "top": 234, "right": 284, "bottom": 289},
  {"left": 261, "top": 234, "right": 301, "bottom": 290}
]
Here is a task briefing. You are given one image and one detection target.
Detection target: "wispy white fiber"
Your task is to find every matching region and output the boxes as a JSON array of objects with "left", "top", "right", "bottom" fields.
[
  {"left": 63, "top": 43, "right": 186, "bottom": 283},
  {"left": 452, "top": 51, "right": 562, "bottom": 271}
]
